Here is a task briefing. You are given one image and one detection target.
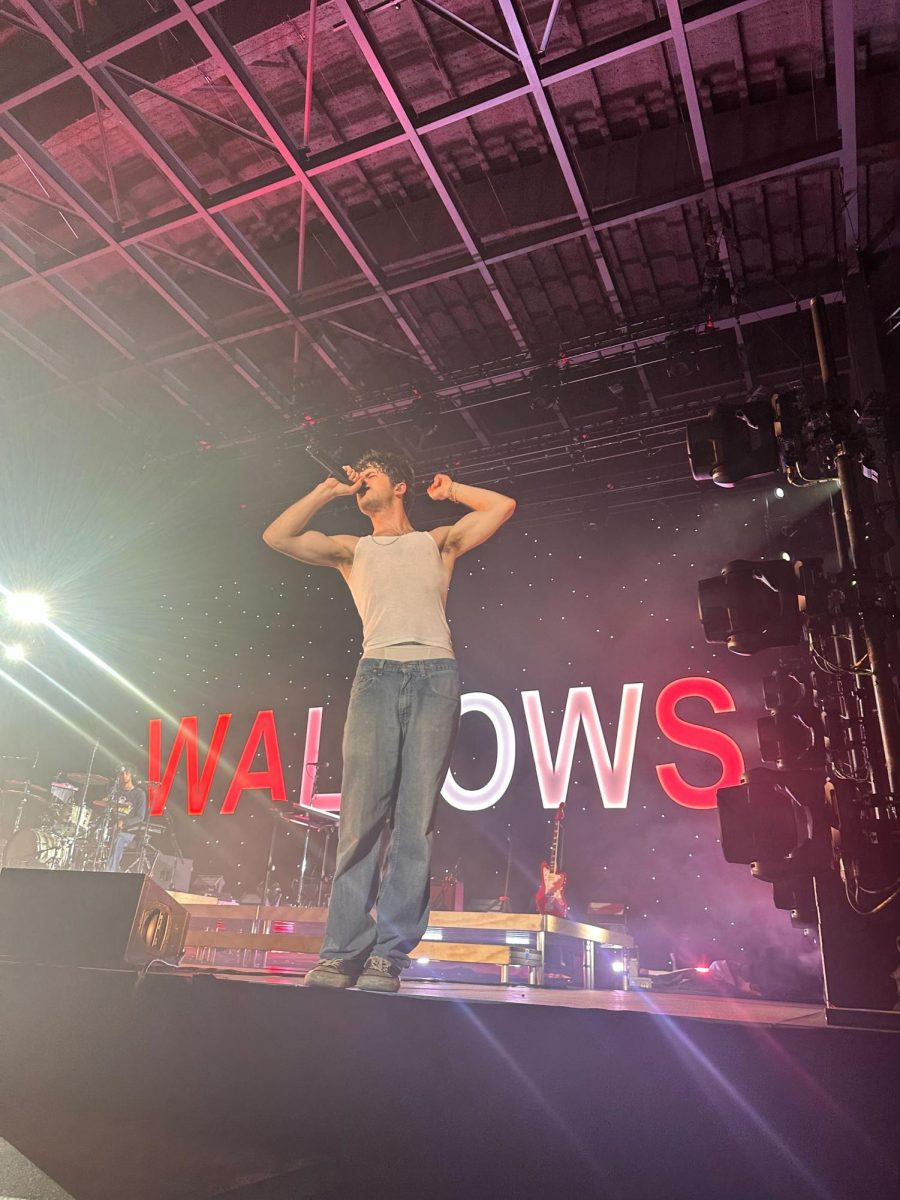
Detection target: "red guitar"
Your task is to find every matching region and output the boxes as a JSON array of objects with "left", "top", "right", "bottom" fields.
[{"left": 535, "top": 804, "right": 568, "bottom": 918}]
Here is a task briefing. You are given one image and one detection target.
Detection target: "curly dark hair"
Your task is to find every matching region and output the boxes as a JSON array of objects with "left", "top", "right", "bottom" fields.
[{"left": 354, "top": 449, "right": 415, "bottom": 512}]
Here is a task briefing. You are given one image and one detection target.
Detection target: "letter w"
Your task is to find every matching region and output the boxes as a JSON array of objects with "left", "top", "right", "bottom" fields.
[
  {"left": 147, "top": 714, "right": 231, "bottom": 815},
  {"left": 522, "top": 685, "right": 643, "bottom": 809}
]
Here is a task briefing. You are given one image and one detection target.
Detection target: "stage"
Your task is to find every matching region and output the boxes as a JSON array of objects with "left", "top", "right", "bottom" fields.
[{"left": 1, "top": 956, "right": 898, "bottom": 1200}]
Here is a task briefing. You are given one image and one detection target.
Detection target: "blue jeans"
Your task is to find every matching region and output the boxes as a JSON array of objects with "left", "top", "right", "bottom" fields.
[
  {"left": 106, "top": 830, "right": 135, "bottom": 872},
  {"left": 321, "top": 658, "right": 461, "bottom": 970}
]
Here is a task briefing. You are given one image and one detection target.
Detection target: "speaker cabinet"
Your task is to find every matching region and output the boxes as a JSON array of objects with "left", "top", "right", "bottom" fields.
[{"left": 0, "top": 869, "right": 189, "bottom": 968}]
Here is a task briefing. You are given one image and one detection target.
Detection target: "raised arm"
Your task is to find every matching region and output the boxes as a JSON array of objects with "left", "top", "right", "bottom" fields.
[
  {"left": 427, "top": 475, "right": 516, "bottom": 561},
  {"left": 262, "top": 472, "right": 361, "bottom": 569}
]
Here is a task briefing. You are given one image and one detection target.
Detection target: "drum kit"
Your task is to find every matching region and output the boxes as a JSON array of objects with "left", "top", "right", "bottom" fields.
[{"left": 1, "top": 771, "right": 137, "bottom": 871}]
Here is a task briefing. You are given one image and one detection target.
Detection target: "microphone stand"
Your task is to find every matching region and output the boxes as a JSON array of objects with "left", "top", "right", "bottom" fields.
[
  {"left": 69, "top": 740, "right": 99, "bottom": 870},
  {"left": 499, "top": 832, "right": 513, "bottom": 914}
]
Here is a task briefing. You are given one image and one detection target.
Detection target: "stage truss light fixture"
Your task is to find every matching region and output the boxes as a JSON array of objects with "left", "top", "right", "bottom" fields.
[
  {"left": 696, "top": 558, "right": 810, "bottom": 654},
  {"left": 717, "top": 767, "right": 831, "bottom": 874},
  {"left": 757, "top": 668, "right": 824, "bottom": 770},
  {"left": 687, "top": 396, "right": 782, "bottom": 487},
  {"left": 4, "top": 592, "right": 50, "bottom": 625}
]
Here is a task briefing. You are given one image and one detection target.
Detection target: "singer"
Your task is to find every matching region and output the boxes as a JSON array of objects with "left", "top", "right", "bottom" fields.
[{"left": 262, "top": 451, "right": 515, "bottom": 992}]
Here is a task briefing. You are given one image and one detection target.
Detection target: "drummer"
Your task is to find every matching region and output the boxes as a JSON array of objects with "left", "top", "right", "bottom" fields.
[{"left": 105, "top": 764, "right": 147, "bottom": 873}]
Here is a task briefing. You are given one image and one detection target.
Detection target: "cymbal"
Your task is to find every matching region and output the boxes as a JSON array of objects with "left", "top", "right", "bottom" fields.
[
  {"left": 67, "top": 773, "right": 110, "bottom": 785},
  {"left": 4, "top": 780, "right": 48, "bottom": 794},
  {"left": 0, "top": 789, "right": 50, "bottom": 803}
]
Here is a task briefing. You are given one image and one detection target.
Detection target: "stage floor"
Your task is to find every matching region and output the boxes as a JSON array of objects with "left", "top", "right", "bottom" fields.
[
  {"left": 2, "top": 957, "right": 899, "bottom": 1200},
  {"left": 187, "top": 965, "right": 829, "bottom": 1028}
]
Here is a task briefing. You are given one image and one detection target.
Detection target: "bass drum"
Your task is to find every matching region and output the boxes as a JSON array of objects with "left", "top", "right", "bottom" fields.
[{"left": 2, "top": 827, "right": 69, "bottom": 869}]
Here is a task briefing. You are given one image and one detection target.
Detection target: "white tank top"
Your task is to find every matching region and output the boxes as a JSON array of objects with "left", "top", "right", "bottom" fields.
[{"left": 347, "top": 531, "right": 454, "bottom": 659}]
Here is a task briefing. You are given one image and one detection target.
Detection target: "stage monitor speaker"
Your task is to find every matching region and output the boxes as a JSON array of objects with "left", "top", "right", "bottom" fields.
[
  {"left": 150, "top": 852, "right": 193, "bottom": 893},
  {"left": 0, "top": 869, "right": 189, "bottom": 969}
]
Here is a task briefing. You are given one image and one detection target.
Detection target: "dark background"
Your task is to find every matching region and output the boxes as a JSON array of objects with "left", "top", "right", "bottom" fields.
[{"left": 0, "top": 401, "right": 835, "bottom": 994}]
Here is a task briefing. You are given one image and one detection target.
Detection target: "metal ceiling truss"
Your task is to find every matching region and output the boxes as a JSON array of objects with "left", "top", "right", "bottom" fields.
[
  {"left": 832, "top": 0, "right": 860, "bottom": 259},
  {"left": 0, "top": 0, "right": 866, "bottom": 441},
  {"left": 662, "top": 0, "right": 753, "bottom": 391}
]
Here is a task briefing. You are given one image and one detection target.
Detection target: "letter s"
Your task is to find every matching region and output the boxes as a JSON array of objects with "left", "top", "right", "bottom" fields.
[{"left": 655, "top": 677, "right": 745, "bottom": 810}]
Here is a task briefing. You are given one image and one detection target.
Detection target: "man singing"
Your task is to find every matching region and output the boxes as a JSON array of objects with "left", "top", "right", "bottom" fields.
[{"left": 263, "top": 452, "right": 515, "bottom": 991}]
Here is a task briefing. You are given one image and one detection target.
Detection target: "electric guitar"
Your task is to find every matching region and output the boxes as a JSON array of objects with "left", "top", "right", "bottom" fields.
[{"left": 535, "top": 803, "right": 568, "bottom": 918}]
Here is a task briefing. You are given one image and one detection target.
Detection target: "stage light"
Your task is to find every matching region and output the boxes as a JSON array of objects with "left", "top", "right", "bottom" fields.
[
  {"left": 697, "top": 559, "right": 804, "bottom": 654},
  {"left": 693, "top": 966, "right": 711, "bottom": 974},
  {"left": 529, "top": 364, "right": 561, "bottom": 412},
  {"left": 611, "top": 959, "right": 626, "bottom": 974},
  {"left": 717, "top": 768, "right": 830, "bottom": 876},
  {"left": 781, "top": 551, "right": 791, "bottom": 561},
  {"left": 758, "top": 668, "right": 823, "bottom": 769},
  {"left": 774, "top": 487, "right": 785, "bottom": 499},
  {"left": 4, "top": 592, "right": 50, "bottom": 625},
  {"left": 3, "top": 643, "right": 27, "bottom": 662},
  {"left": 686, "top": 397, "right": 781, "bottom": 486}
]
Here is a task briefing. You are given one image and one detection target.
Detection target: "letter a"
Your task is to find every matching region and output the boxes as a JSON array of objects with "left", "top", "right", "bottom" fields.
[{"left": 221, "top": 710, "right": 287, "bottom": 814}]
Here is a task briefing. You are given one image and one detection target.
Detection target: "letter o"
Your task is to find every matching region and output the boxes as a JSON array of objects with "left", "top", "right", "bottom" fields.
[{"left": 442, "top": 693, "right": 516, "bottom": 811}]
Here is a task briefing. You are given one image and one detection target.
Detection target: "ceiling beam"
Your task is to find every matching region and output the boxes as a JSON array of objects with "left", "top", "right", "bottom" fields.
[
  {"left": 495, "top": 0, "right": 626, "bottom": 324},
  {"left": 167, "top": 0, "right": 442, "bottom": 377},
  {"left": 8, "top": 0, "right": 363, "bottom": 402},
  {"left": 13, "top": 288, "right": 845, "bottom": 420},
  {"left": 0, "top": 0, "right": 771, "bottom": 115},
  {"left": 664, "top": 0, "right": 753, "bottom": 390},
  {"left": 0, "top": 216, "right": 212, "bottom": 420}
]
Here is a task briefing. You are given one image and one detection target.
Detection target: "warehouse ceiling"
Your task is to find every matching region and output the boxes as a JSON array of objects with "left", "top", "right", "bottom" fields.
[{"left": 0, "top": 0, "right": 898, "bottom": 512}]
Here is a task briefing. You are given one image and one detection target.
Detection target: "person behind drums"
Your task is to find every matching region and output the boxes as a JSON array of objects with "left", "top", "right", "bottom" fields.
[{"left": 105, "top": 764, "right": 147, "bottom": 872}]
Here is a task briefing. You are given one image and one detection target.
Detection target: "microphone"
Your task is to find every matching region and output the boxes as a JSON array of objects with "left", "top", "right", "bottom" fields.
[{"left": 305, "top": 444, "right": 355, "bottom": 486}]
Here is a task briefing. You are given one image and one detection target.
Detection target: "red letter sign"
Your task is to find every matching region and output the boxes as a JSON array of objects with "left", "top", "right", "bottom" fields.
[
  {"left": 148, "top": 713, "right": 231, "bottom": 815},
  {"left": 655, "top": 677, "right": 744, "bottom": 809},
  {"left": 221, "top": 709, "right": 287, "bottom": 814}
]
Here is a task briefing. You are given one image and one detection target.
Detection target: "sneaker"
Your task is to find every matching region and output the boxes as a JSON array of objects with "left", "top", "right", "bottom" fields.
[
  {"left": 355, "top": 954, "right": 402, "bottom": 993},
  {"left": 305, "top": 957, "right": 360, "bottom": 989}
]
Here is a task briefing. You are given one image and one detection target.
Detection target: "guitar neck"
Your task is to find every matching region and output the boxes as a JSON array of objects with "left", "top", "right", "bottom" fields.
[{"left": 549, "top": 811, "right": 562, "bottom": 873}]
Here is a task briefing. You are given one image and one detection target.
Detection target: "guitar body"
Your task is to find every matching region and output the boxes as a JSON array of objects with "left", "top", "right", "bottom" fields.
[{"left": 535, "top": 863, "right": 568, "bottom": 918}]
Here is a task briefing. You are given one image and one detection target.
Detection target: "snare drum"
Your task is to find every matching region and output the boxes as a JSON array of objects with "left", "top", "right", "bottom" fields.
[{"left": 2, "top": 827, "right": 69, "bottom": 868}]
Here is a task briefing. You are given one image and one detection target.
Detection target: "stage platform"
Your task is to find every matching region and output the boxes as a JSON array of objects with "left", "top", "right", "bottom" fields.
[
  {"left": 1, "top": 956, "right": 898, "bottom": 1200},
  {"left": 173, "top": 896, "right": 636, "bottom": 989}
]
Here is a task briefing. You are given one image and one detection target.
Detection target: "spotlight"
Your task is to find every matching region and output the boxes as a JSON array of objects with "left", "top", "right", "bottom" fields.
[
  {"left": 4, "top": 592, "right": 50, "bottom": 625},
  {"left": 774, "top": 487, "right": 785, "bottom": 499},
  {"left": 687, "top": 397, "right": 780, "bottom": 486},
  {"left": 757, "top": 668, "right": 823, "bottom": 769},
  {"left": 3, "top": 643, "right": 27, "bottom": 662},
  {"left": 663, "top": 330, "right": 703, "bottom": 379},
  {"left": 610, "top": 960, "right": 626, "bottom": 974},
  {"left": 697, "top": 558, "right": 806, "bottom": 654},
  {"left": 529, "top": 364, "right": 561, "bottom": 412},
  {"left": 409, "top": 387, "right": 441, "bottom": 440},
  {"left": 717, "top": 767, "right": 830, "bottom": 875}
]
